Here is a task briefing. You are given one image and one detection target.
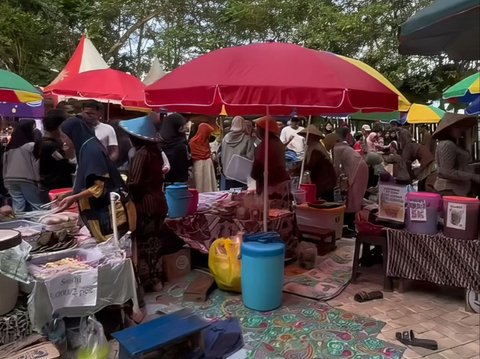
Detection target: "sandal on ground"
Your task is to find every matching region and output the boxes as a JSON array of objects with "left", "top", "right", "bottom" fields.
[
  {"left": 395, "top": 330, "right": 438, "bottom": 350},
  {"left": 354, "top": 290, "right": 383, "bottom": 303}
]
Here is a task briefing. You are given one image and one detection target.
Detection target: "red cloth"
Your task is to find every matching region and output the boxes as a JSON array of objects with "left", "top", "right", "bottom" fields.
[
  {"left": 145, "top": 43, "right": 398, "bottom": 116},
  {"left": 189, "top": 123, "right": 214, "bottom": 160}
]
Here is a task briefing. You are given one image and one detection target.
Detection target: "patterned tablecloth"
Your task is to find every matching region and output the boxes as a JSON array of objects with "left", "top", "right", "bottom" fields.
[
  {"left": 386, "top": 229, "right": 480, "bottom": 291},
  {"left": 166, "top": 212, "right": 297, "bottom": 258}
]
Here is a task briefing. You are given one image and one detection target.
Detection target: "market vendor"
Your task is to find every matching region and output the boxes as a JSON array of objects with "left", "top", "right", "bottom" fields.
[
  {"left": 324, "top": 129, "right": 368, "bottom": 232},
  {"left": 251, "top": 116, "right": 290, "bottom": 209},
  {"left": 433, "top": 113, "right": 480, "bottom": 197},
  {"left": 119, "top": 116, "right": 171, "bottom": 292},
  {"left": 56, "top": 117, "right": 136, "bottom": 242},
  {"left": 298, "top": 124, "right": 336, "bottom": 201}
]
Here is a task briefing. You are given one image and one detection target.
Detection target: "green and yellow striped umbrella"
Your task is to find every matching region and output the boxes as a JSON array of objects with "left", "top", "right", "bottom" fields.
[
  {"left": 0, "top": 69, "right": 43, "bottom": 103},
  {"left": 406, "top": 104, "right": 445, "bottom": 124},
  {"left": 443, "top": 72, "right": 480, "bottom": 103}
]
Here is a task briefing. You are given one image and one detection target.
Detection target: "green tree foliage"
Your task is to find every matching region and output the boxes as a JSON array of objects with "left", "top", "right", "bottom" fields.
[{"left": 0, "top": 0, "right": 476, "bottom": 104}]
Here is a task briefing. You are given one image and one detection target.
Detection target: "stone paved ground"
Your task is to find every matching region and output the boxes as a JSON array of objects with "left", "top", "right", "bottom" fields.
[{"left": 330, "top": 265, "right": 479, "bottom": 358}]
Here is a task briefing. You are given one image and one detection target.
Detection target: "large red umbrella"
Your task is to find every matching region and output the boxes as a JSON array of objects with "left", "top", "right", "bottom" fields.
[
  {"left": 44, "top": 68, "right": 145, "bottom": 105},
  {"left": 145, "top": 42, "right": 399, "bottom": 115},
  {"left": 146, "top": 42, "right": 400, "bottom": 231}
]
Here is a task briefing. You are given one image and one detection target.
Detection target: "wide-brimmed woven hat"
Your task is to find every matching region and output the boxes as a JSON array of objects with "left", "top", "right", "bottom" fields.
[
  {"left": 119, "top": 115, "right": 160, "bottom": 142},
  {"left": 254, "top": 116, "right": 280, "bottom": 135},
  {"left": 433, "top": 113, "right": 476, "bottom": 140},
  {"left": 299, "top": 124, "right": 324, "bottom": 138}
]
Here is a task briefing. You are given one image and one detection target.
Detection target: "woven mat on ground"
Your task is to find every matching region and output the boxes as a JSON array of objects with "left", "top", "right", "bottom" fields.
[
  {"left": 283, "top": 238, "right": 354, "bottom": 301},
  {"left": 151, "top": 274, "right": 404, "bottom": 359}
]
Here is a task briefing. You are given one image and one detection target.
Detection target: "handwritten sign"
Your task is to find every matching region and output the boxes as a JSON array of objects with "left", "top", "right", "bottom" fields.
[
  {"left": 45, "top": 268, "right": 98, "bottom": 311},
  {"left": 378, "top": 184, "right": 407, "bottom": 223}
]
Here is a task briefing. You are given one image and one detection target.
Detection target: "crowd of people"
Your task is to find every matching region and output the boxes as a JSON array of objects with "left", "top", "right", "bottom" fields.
[{"left": 0, "top": 102, "right": 478, "bottom": 299}]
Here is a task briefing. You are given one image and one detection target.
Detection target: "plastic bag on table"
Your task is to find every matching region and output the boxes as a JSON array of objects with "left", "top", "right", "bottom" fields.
[
  {"left": 0, "top": 240, "right": 32, "bottom": 284},
  {"left": 76, "top": 316, "right": 110, "bottom": 359},
  {"left": 208, "top": 236, "right": 241, "bottom": 293},
  {"left": 42, "top": 314, "right": 67, "bottom": 355}
]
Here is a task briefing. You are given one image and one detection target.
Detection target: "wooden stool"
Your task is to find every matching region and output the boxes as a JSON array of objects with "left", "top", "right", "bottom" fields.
[
  {"left": 351, "top": 233, "right": 393, "bottom": 291},
  {"left": 298, "top": 226, "right": 336, "bottom": 255},
  {"left": 112, "top": 309, "right": 209, "bottom": 359}
]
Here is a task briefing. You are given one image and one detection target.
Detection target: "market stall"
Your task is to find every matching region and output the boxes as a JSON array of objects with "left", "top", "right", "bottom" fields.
[
  {"left": 366, "top": 182, "right": 480, "bottom": 297},
  {"left": 0, "top": 210, "right": 139, "bottom": 340},
  {"left": 165, "top": 191, "right": 297, "bottom": 258}
]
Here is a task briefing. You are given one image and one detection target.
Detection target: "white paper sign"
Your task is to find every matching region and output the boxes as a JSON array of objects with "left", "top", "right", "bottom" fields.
[
  {"left": 409, "top": 200, "right": 427, "bottom": 222},
  {"left": 378, "top": 184, "right": 407, "bottom": 223},
  {"left": 446, "top": 203, "right": 467, "bottom": 230},
  {"left": 45, "top": 268, "right": 98, "bottom": 311}
]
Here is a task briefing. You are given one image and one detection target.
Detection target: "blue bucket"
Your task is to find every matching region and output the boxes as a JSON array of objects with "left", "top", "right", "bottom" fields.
[
  {"left": 240, "top": 232, "right": 285, "bottom": 311},
  {"left": 165, "top": 184, "right": 192, "bottom": 218}
]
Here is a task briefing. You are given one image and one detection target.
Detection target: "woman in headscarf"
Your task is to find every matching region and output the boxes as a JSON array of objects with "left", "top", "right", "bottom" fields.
[
  {"left": 324, "top": 128, "right": 368, "bottom": 231},
  {"left": 189, "top": 123, "right": 217, "bottom": 192},
  {"left": 56, "top": 117, "right": 136, "bottom": 242},
  {"left": 432, "top": 113, "right": 480, "bottom": 197},
  {"left": 251, "top": 116, "right": 290, "bottom": 209},
  {"left": 159, "top": 113, "right": 190, "bottom": 184},
  {"left": 220, "top": 116, "right": 255, "bottom": 190},
  {"left": 3, "top": 120, "right": 44, "bottom": 211},
  {"left": 298, "top": 125, "right": 336, "bottom": 201},
  {"left": 119, "top": 116, "right": 181, "bottom": 292}
]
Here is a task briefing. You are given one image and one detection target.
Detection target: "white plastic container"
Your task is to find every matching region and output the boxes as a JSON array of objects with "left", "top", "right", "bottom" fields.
[{"left": 296, "top": 203, "right": 346, "bottom": 239}]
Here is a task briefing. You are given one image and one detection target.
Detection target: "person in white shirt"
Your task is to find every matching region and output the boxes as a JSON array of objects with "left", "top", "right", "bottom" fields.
[
  {"left": 79, "top": 100, "right": 119, "bottom": 162},
  {"left": 279, "top": 117, "right": 305, "bottom": 158}
]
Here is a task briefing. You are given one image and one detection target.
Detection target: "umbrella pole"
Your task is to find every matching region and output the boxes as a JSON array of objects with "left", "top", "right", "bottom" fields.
[
  {"left": 263, "top": 108, "right": 269, "bottom": 232},
  {"left": 298, "top": 115, "right": 312, "bottom": 186}
]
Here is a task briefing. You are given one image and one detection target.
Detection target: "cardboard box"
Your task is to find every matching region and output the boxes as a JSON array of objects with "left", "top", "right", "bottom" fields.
[
  {"left": 163, "top": 248, "right": 191, "bottom": 281},
  {"left": 10, "top": 343, "right": 60, "bottom": 359}
]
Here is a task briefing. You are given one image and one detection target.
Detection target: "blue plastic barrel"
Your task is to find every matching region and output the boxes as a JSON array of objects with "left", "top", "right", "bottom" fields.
[
  {"left": 165, "top": 184, "right": 192, "bottom": 218},
  {"left": 240, "top": 232, "right": 285, "bottom": 311}
]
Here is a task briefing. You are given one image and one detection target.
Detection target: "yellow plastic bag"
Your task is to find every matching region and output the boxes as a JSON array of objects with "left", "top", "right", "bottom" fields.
[{"left": 208, "top": 237, "right": 241, "bottom": 292}]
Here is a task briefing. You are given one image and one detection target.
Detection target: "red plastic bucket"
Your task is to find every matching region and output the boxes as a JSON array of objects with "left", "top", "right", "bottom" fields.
[
  {"left": 443, "top": 196, "right": 480, "bottom": 240},
  {"left": 299, "top": 184, "right": 316, "bottom": 203},
  {"left": 49, "top": 188, "right": 78, "bottom": 212}
]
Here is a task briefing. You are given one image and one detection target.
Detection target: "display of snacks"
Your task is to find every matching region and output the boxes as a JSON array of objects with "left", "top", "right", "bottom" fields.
[
  {"left": 29, "top": 231, "right": 76, "bottom": 254},
  {"left": 29, "top": 257, "right": 93, "bottom": 280},
  {"left": 38, "top": 212, "right": 79, "bottom": 234}
]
